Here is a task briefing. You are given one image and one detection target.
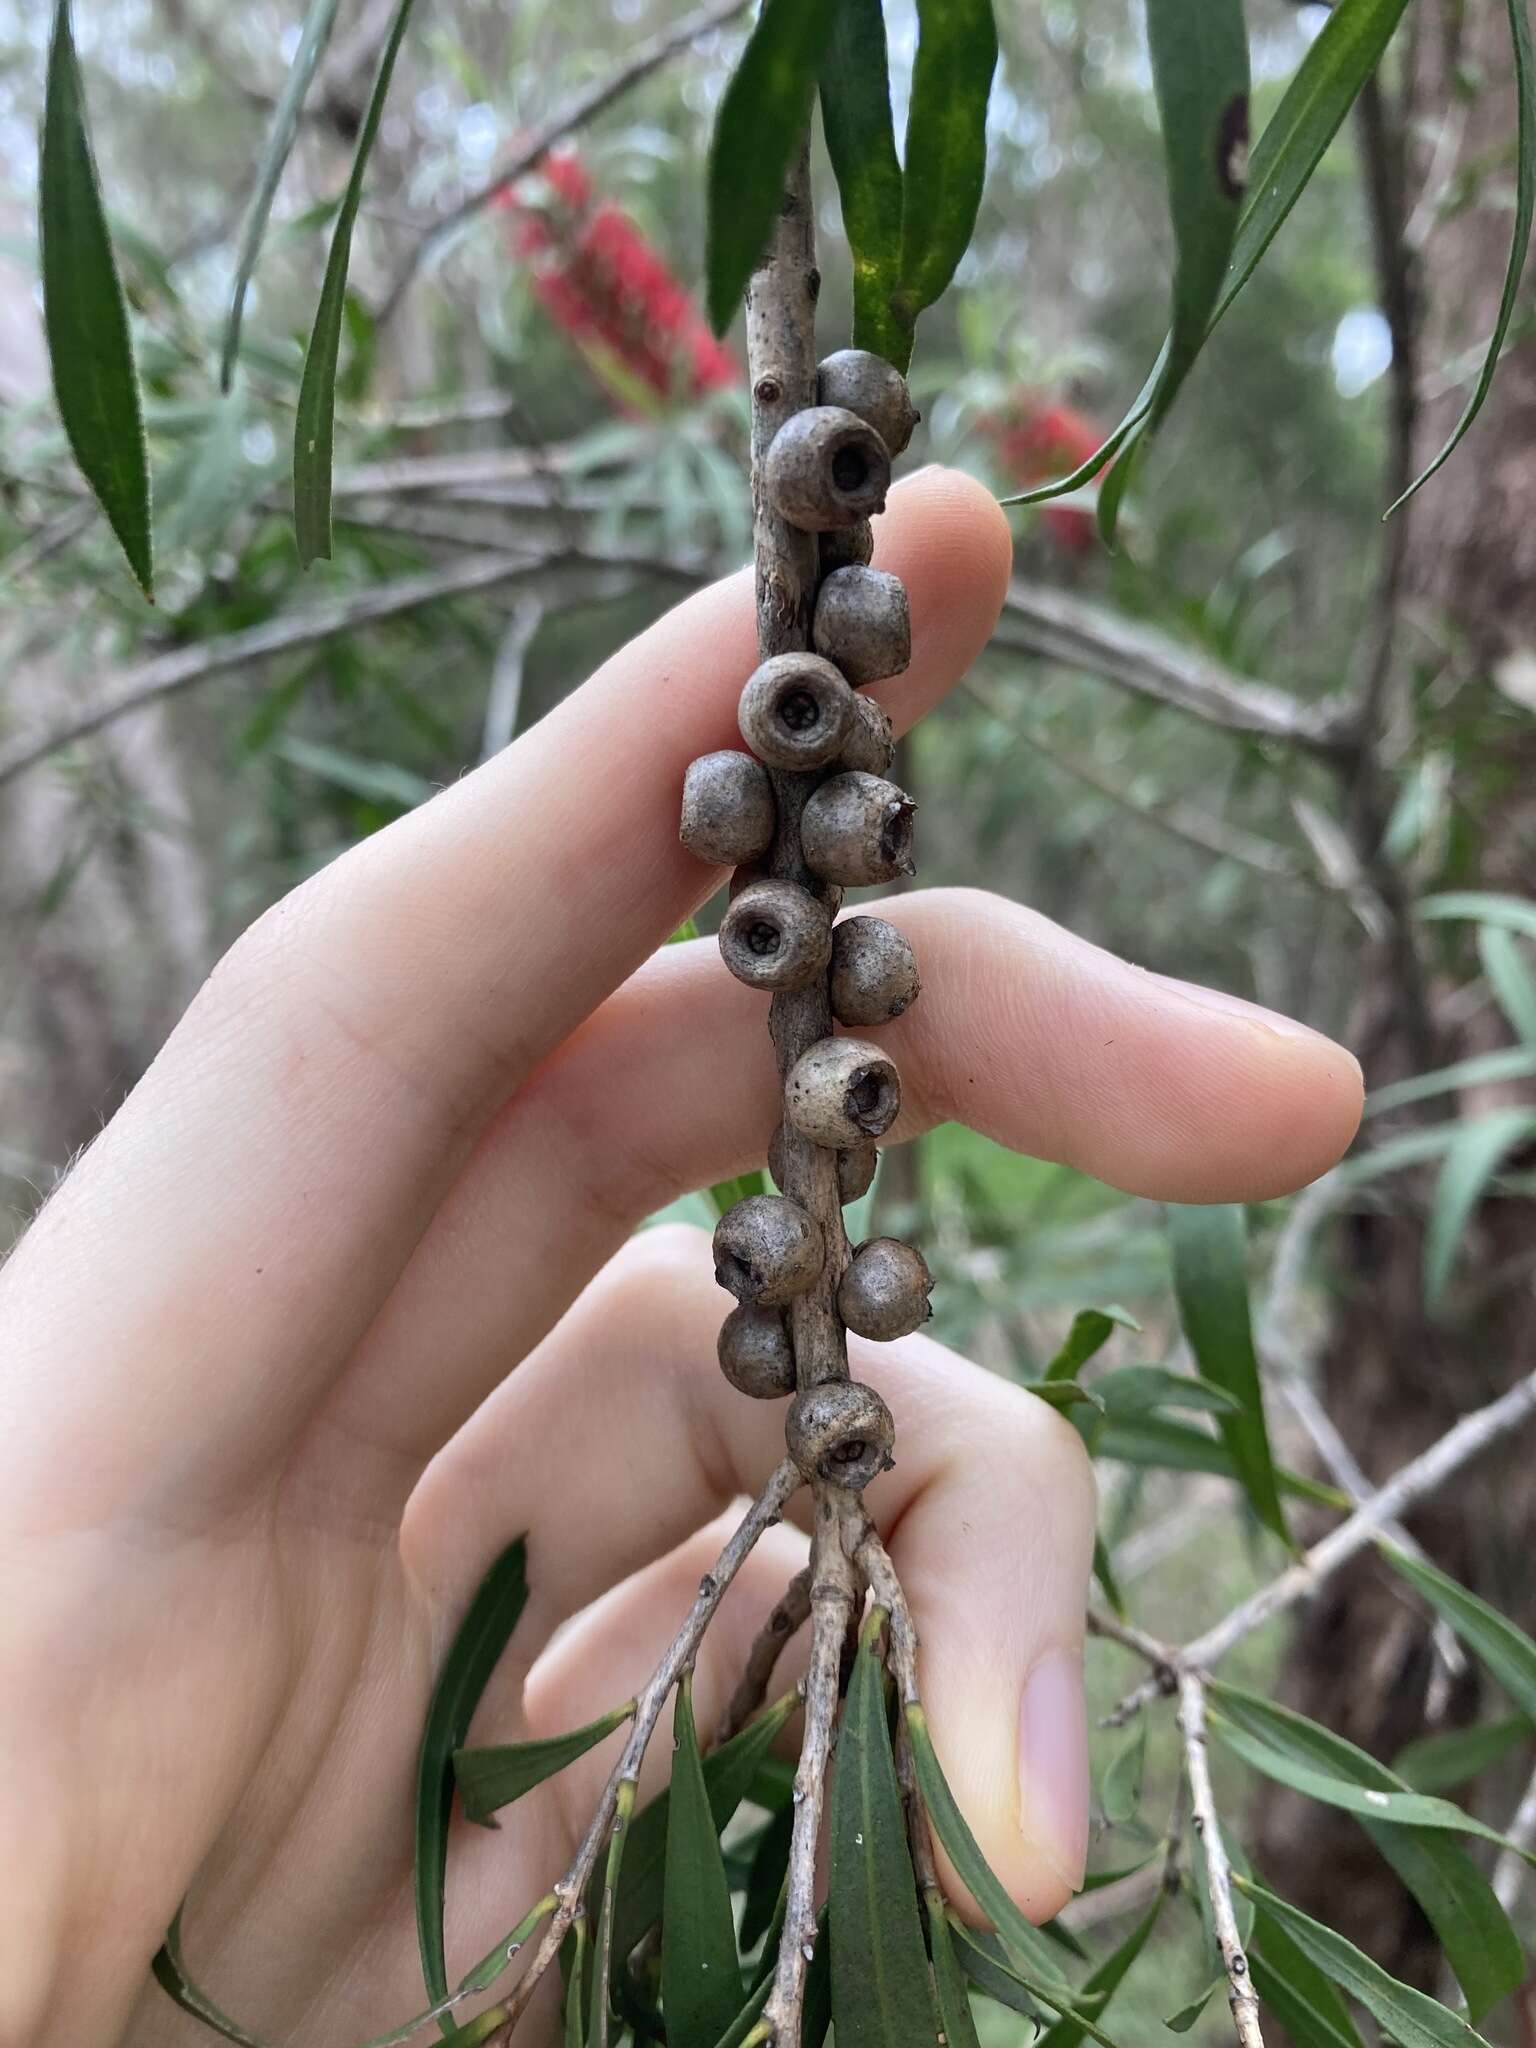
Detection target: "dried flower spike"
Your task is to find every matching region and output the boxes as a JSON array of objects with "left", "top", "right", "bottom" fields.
[
  {"left": 817, "top": 348, "right": 920, "bottom": 458},
  {"left": 679, "top": 750, "right": 776, "bottom": 865},
  {"left": 762, "top": 405, "right": 892, "bottom": 531},
  {"left": 784, "top": 1036, "right": 901, "bottom": 1148},
  {"left": 718, "top": 1303, "right": 797, "bottom": 1398},
  {"left": 785, "top": 1379, "right": 896, "bottom": 1490},
  {"left": 800, "top": 771, "right": 916, "bottom": 886},
  {"left": 768, "top": 1123, "right": 877, "bottom": 1205},
  {"left": 838, "top": 693, "right": 896, "bottom": 777},
  {"left": 720, "top": 879, "right": 833, "bottom": 992},
  {"left": 812, "top": 566, "right": 911, "bottom": 687},
  {"left": 838, "top": 1238, "right": 934, "bottom": 1341},
  {"left": 738, "top": 652, "right": 854, "bottom": 772},
  {"left": 713, "top": 1194, "right": 825, "bottom": 1306},
  {"left": 829, "top": 915, "right": 920, "bottom": 1026}
]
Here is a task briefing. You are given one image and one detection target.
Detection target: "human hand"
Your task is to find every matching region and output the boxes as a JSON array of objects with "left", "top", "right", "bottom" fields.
[{"left": 0, "top": 470, "right": 1362, "bottom": 2045}]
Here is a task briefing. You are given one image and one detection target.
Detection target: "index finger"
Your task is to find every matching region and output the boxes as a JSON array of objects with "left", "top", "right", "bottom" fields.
[{"left": 0, "top": 470, "right": 1012, "bottom": 1526}]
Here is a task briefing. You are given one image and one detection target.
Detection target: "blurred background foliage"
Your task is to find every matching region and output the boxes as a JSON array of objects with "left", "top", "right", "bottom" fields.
[{"left": 2, "top": 0, "right": 1535, "bottom": 2039}]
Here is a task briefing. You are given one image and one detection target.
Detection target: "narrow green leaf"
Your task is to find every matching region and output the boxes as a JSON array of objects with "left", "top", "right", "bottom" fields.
[
  {"left": 1038, "top": 1894, "right": 1163, "bottom": 2048},
  {"left": 1092, "top": 1532, "right": 1128, "bottom": 1622},
  {"left": 40, "top": 0, "right": 153, "bottom": 597},
  {"left": 947, "top": 1920, "right": 1043, "bottom": 2020},
  {"left": 294, "top": 0, "right": 418, "bottom": 566},
  {"left": 1045, "top": 1307, "right": 1138, "bottom": 1381},
  {"left": 1211, "top": 1683, "right": 1524, "bottom": 2020},
  {"left": 663, "top": 1675, "right": 744, "bottom": 2042},
  {"left": 1379, "top": 1547, "right": 1536, "bottom": 1721},
  {"left": 153, "top": 1910, "right": 270, "bottom": 2048},
  {"left": 416, "top": 1537, "right": 530, "bottom": 2027},
  {"left": 1366, "top": 1046, "right": 1536, "bottom": 1117},
  {"left": 927, "top": 1895, "right": 983, "bottom": 2048},
  {"left": 1479, "top": 925, "right": 1536, "bottom": 1046},
  {"left": 1241, "top": 1882, "right": 1494, "bottom": 2048},
  {"left": 1005, "top": 0, "right": 1406, "bottom": 514},
  {"left": 1164, "top": 1983, "right": 1220, "bottom": 2033},
  {"left": 1391, "top": 0, "right": 1534, "bottom": 509},
  {"left": 1093, "top": 1413, "right": 1345, "bottom": 1508},
  {"left": 831, "top": 1637, "right": 941, "bottom": 2045},
  {"left": 1252, "top": 1911, "right": 1364, "bottom": 2048},
  {"left": 588, "top": 1780, "right": 634, "bottom": 2048},
  {"left": 1100, "top": 1721, "right": 1146, "bottom": 1828},
  {"left": 704, "top": 0, "right": 837, "bottom": 335},
  {"left": 905, "top": 1706, "right": 1073, "bottom": 1996},
  {"left": 454, "top": 1701, "right": 634, "bottom": 1827},
  {"left": 1420, "top": 891, "right": 1536, "bottom": 943},
  {"left": 897, "top": 0, "right": 998, "bottom": 325},
  {"left": 741, "top": 1803, "right": 794, "bottom": 1952},
  {"left": 565, "top": 1924, "right": 588, "bottom": 2048},
  {"left": 1093, "top": 1367, "right": 1241, "bottom": 1420},
  {"left": 1167, "top": 1204, "right": 1289, "bottom": 1545},
  {"left": 604, "top": 1691, "right": 799, "bottom": 1996},
  {"left": 1023, "top": 1379, "right": 1105, "bottom": 1416},
  {"left": 819, "top": 0, "right": 907, "bottom": 368},
  {"left": 1424, "top": 1108, "right": 1536, "bottom": 1308},
  {"left": 1393, "top": 1716, "right": 1532, "bottom": 1796},
  {"left": 222, "top": 0, "right": 343, "bottom": 390}
]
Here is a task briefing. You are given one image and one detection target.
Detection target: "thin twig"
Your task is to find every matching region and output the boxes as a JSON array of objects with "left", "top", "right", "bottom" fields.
[
  {"left": 717, "top": 1566, "right": 813, "bottom": 1748},
  {"left": 1178, "top": 1671, "right": 1266, "bottom": 2048},
  {"left": 480, "top": 1460, "right": 801, "bottom": 2043},
  {"left": 480, "top": 598, "right": 543, "bottom": 762},
  {"left": 377, "top": 0, "right": 751, "bottom": 324},
  {"left": 1493, "top": 1762, "right": 1536, "bottom": 1913}
]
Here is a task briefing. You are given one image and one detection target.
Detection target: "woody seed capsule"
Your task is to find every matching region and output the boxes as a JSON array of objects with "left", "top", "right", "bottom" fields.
[
  {"left": 713, "top": 1195, "right": 825, "bottom": 1307},
  {"left": 718, "top": 1304, "right": 797, "bottom": 1398},
  {"left": 838, "top": 692, "right": 895, "bottom": 776},
  {"left": 763, "top": 406, "right": 892, "bottom": 531},
  {"left": 829, "top": 915, "right": 920, "bottom": 1026},
  {"left": 785, "top": 1379, "right": 896, "bottom": 1490},
  {"left": 812, "top": 567, "right": 911, "bottom": 686},
  {"left": 738, "top": 653, "right": 854, "bottom": 772},
  {"left": 679, "top": 750, "right": 776, "bottom": 866},
  {"left": 768, "top": 1123, "right": 877, "bottom": 1205},
  {"left": 819, "top": 519, "right": 874, "bottom": 573},
  {"left": 719, "top": 879, "right": 832, "bottom": 993},
  {"left": 784, "top": 1037, "right": 901, "bottom": 1148},
  {"left": 838, "top": 1238, "right": 934, "bottom": 1342},
  {"left": 800, "top": 772, "right": 916, "bottom": 887},
  {"left": 817, "top": 349, "right": 920, "bottom": 458}
]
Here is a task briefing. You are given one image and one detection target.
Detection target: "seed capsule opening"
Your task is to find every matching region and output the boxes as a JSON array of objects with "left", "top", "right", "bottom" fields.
[
  {"left": 762, "top": 406, "right": 892, "bottom": 532},
  {"left": 720, "top": 879, "right": 832, "bottom": 992},
  {"left": 738, "top": 653, "right": 854, "bottom": 771},
  {"left": 785, "top": 1379, "right": 895, "bottom": 1490},
  {"left": 784, "top": 1036, "right": 902, "bottom": 1149}
]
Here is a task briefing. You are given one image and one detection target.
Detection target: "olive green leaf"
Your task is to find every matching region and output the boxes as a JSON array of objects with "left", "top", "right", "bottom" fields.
[
  {"left": 1167, "top": 1204, "right": 1289, "bottom": 1545},
  {"left": 1044, "top": 1306, "right": 1139, "bottom": 1382},
  {"left": 819, "top": 0, "right": 907, "bottom": 367},
  {"left": 704, "top": 0, "right": 837, "bottom": 335},
  {"left": 1093, "top": 1367, "right": 1240, "bottom": 1420},
  {"left": 1092, "top": 1533, "right": 1128, "bottom": 1622},
  {"left": 926, "top": 1894, "right": 983, "bottom": 2048},
  {"left": 663, "top": 1674, "right": 744, "bottom": 2043},
  {"left": 711, "top": 1170, "right": 767, "bottom": 1218},
  {"left": 454, "top": 1700, "right": 635, "bottom": 1826},
  {"left": 1100, "top": 1721, "right": 1146, "bottom": 1829},
  {"left": 1037, "top": 1894, "right": 1163, "bottom": 2048},
  {"left": 1251, "top": 1911, "right": 1364, "bottom": 2048},
  {"left": 1240, "top": 1881, "right": 1494, "bottom": 2048},
  {"left": 1380, "top": 1545, "right": 1536, "bottom": 1720},
  {"left": 1093, "top": 1411, "right": 1346, "bottom": 1508},
  {"left": 1163, "top": 1984, "right": 1220, "bottom": 2034},
  {"left": 415, "top": 1536, "right": 529, "bottom": 2028},
  {"left": 1391, "top": 0, "right": 1533, "bottom": 509},
  {"left": 222, "top": 0, "right": 343, "bottom": 390},
  {"left": 40, "top": 0, "right": 153, "bottom": 597},
  {"left": 830, "top": 1628, "right": 941, "bottom": 2044},
  {"left": 1393, "top": 1715, "right": 1531, "bottom": 1795},
  {"left": 896, "top": 0, "right": 998, "bottom": 332},
  {"left": 294, "top": 0, "right": 418, "bottom": 566}
]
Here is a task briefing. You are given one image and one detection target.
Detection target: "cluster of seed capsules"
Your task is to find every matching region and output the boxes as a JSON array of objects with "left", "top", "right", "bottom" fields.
[{"left": 679, "top": 349, "right": 935, "bottom": 1496}]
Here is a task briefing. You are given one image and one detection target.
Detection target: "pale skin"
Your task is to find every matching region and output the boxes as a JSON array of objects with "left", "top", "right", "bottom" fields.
[{"left": 0, "top": 470, "right": 1363, "bottom": 2045}]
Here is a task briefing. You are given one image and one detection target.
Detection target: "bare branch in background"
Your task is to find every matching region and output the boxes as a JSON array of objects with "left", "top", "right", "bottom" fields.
[
  {"left": 376, "top": 0, "right": 752, "bottom": 325},
  {"left": 1179, "top": 1671, "right": 1266, "bottom": 2048},
  {"left": 480, "top": 596, "right": 543, "bottom": 762},
  {"left": 1492, "top": 1764, "right": 1536, "bottom": 1913}
]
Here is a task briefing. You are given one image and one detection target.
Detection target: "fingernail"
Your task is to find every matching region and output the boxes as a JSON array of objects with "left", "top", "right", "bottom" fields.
[
  {"left": 1155, "top": 973, "right": 1362, "bottom": 1066},
  {"left": 1018, "top": 1647, "right": 1089, "bottom": 1892}
]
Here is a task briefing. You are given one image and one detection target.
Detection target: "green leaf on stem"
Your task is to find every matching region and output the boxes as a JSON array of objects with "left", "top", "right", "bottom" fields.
[
  {"left": 1100, "top": 1721, "right": 1147, "bottom": 1828},
  {"left": 293, "top": 0, "right": 418, "bottom": 567},
  {"left": 1479, "top": 924, "right": 1536, "bottom": 1046},
  {"left": 1393, "top": 1715, "right": 1532, "bottom": 1795},
  {"left": 819, "top": 0, "right": 907, "bottom": 368},
  {"left": 40, "top": 0, "right": 153, "bottom": 597},
  {"left": 1419, "top": 891, "right": 1536, "bottom": 944},
  {"left": 222, "top": 0, "right": 343, "bottom": 390},
  {"left": 830, "top": 1630, "right": 941, "bottom": 2044},
  {"left": 1045, "top": 1306, "right": 1139, "bottom": 1381},
  {"left": 1379, "top": 1546, "right": 1536, "bottom": 1721},
  {"left": 588, "top": 1779, "right": 635, "bottom": 2046},
  {"left": 663, "top": 1675, "right": 745, "bottom": 2043},
  {"left": 1092, "top": 1532, "right": 1128, "bottom": 1621},
  {"left": 896, "top": 0, "right": 998, "bottom": 333},
  {"left": 454, "top": 1701, "right": 634, "bottom": 1826},
  {"left": 1093, "top": 1411, "right": 1345, "bottom": 1507},
  {"left": 1167, "top": 1204, "right": 1289, "bottom": 1545},
  {"left": 704, "top": 0, "right": 837, "bottom": 336},
  {"left": 1164, "top": 1984, "right": 1221, "bottom": 2034},
  {"left": 1038, "top": 1894, "right": 1162, "bottom": 2048},
  {"left": 1241, "top": 1881, "right": 1494, "bottom": 2048},
  {"left": 1423, "top": 1107, "right": 1536, "bottom": 1309},
  {"left": 926, "top": 1895, "right": 983, "bottom": 2048},
  {"left": 1212, "top": 1683, "right": 1523, "bottom": 2020},
  {"left": 415, "top": 1536, "right": 530, "bottom": 2028},
  {"left": 564, "top": 1922, "right": 588, "bottom": 2048},
  {"left": 1251, "top": 1910, "right": 1364, "bottom": 2048},
  {"left": 1023, "top": 1378, "right": 1105, "bottom": 1416},
  {"left": 1094, "top": 1367, "right": 1240, "bottom": 1420},
  {"left": 1390, "top": 0, "right": 1533, "bottom": 509}
]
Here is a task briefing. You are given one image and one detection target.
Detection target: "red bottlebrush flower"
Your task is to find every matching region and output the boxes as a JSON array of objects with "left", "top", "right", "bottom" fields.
[
  {"left": 987, "top": 395, "right": 1107, "bottom": 554},
  {"left": 497, "top": 148, "right": 738, "bottom": 411}
]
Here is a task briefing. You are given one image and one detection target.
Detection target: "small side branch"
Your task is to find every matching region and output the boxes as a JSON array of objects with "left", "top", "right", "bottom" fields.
[
  {"left": 1178, "top": 1671, "right": 1265, "bottom": 2048},
  {"left": 717, "top": 1566, "right": 813, "bottom": 1747}
]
